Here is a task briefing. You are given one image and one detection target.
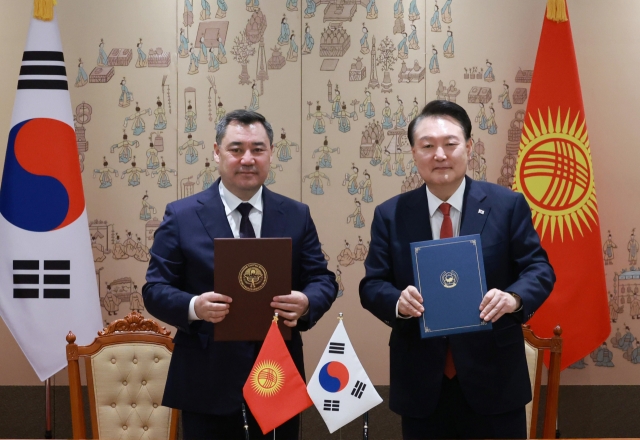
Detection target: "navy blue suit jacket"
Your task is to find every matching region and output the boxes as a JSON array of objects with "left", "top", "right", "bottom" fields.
[
  {"left": 143, "top": 179, "right": 337, "bottom": 415},
  {"left": 359, "top": 177, "right": 555, "bottom": 417}
]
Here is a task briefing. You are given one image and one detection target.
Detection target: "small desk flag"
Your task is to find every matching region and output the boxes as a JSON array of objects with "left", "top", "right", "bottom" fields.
[
  {"left": 243, "top": 318, "right": 312, "bottom": 434},
  {"left": 307, "top": 317, "right": 382, "bottom": 433}
]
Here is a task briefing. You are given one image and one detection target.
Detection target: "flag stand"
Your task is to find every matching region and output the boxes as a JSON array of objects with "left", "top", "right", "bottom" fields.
[{"left": 45, "top": 378, "right": 52, "bottom": 438}]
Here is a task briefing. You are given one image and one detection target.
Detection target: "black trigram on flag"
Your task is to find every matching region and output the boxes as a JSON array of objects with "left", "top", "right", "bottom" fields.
[
  {"left": 323, "top": 400, "right": 340, "bottom": 411},
  {"left": 18, "top": 51, "right": 68, "bottom": 90},
  {"left": 328, "top": 341, "right": 345, "bottom": 354},
  {"left": 12, "top": 260, "right": 71, "bottom": 299},
  {"left": 351, "top": 380, "right": 366, "bottom": 398}
]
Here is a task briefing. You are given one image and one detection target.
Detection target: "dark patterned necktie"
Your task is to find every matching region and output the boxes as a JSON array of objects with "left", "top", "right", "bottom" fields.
[
  {"left": 439, "top": 202, "right": 456, "bottom": 378},
  {"left": 236, "top": 203, "right": 256, "bottom": 238}
]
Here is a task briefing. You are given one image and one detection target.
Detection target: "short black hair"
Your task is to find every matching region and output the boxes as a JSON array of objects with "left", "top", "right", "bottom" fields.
[
  {"left": 407, "top": 100, "right": 472, "bottom": 146},
  {"left": 215, "top": 109, "right": 274, "bottom": 145}
]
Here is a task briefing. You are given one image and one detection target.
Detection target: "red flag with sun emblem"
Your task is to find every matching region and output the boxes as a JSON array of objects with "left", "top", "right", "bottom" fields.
[
  {"left": 513, "top": 0, "right": 610, "bottom": 369},
  {"left": 243, "top": 318, "right": 312, "bottom": 434}
]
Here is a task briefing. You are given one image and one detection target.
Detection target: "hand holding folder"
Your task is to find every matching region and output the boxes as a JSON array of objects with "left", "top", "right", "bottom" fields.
[
  {"left": 270, "top": 290, "right": 309, "bottom": 328},
  {"left": 411, "top": 234, "right": 492, "bottom": 338},
  {"left": 397, "top": 285, "right": 424, "bottom": 318},
  {"left": 194, "top": 291, "right": 232, "bottom": 323},
  {"left": 478, "top": 287, "right": 522, "bottom": 323},
  {"left": 213, "top": 237, "right": 294, "bottom": 341}
]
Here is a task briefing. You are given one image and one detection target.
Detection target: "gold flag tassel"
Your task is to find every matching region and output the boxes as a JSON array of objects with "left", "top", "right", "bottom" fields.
[
  {"left": 34, "top": 0, "right": 57, "bottom": 21},
  {"left": 546, "top": 0, "right": 568, "bottom": 23}
]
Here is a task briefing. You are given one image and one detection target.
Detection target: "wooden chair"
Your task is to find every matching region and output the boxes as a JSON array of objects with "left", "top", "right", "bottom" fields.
[
  {"left": 66, "top": 311, "right": 178, "bottom": 439},
  {"left": 523, "top": 324, "right": 562, "bottom": 439}
]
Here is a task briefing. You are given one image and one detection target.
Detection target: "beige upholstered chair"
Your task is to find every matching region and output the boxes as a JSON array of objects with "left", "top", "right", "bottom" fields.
[
  {"left": 523, "top": 324, "right": 562, "bottom": 439},
  {"left": 66, "top": 311, "right": 178, "bottom": 440}
]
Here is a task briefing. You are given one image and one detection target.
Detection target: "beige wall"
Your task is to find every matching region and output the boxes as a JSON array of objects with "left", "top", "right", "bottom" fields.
[{"left": 1, "top": 0, "right": 639, "bottom": 387}]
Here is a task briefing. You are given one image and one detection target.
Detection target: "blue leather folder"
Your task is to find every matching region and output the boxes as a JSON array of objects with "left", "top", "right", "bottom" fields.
[{"left": 410, "top": 234, "right": 492, "bottom": 338}]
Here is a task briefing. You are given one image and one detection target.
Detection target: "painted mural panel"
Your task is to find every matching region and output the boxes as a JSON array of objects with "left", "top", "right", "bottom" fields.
[{"left": 0, "top": 0, "right": 638, "bottom": 386}]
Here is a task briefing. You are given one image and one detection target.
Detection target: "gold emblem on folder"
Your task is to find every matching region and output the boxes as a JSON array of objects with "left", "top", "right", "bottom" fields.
[
  {"left": 239, "top": 263, "right": 268, "bottom": 292},
  {"left": 440, "top": 270, "right": 459, "bottom": 288}
]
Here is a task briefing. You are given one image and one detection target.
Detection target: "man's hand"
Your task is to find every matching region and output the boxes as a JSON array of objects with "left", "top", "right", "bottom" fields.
[
  {"left": 398, "top": 285, "right": 424, "bottom": 317},
  {"left": 271, "top": 290, "right": 309, "bottom": 328},
  {"left": 479, "top": 289, "right": 520, "bottom": 322},
  {"left": 194, "top": 291, "right": 232, "bottom": 323}
]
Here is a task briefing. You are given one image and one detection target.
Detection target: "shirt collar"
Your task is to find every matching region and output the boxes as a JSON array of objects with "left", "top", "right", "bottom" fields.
[
  {"left": 425, "top": 178, "right": 466, "bottom": 218},
  {"left": 219, "top": 181, "right": 264, "bottom": 216}
]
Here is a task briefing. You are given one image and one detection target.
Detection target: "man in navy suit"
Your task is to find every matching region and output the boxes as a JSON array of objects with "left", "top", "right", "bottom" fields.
[
  {"left": 359, "top": 101, "right": 555, "bottom": 439},
  {"left": 143, "top": 110, "right": 337, "bottom": 440}
]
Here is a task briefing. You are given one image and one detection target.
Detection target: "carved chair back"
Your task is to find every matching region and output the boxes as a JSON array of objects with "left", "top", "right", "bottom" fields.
[
  {"left": 523, "top": 324, "right": 562, "bottom": 439},
  {"left": 66, "top": 311, "right": 178, "bottom": 440}
]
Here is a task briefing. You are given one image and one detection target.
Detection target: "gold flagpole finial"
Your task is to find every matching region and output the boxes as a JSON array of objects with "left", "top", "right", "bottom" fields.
[
  {"left": 338, "top": 312, "right": 343, "bottom": 320},
  {"left": 273, "top": 312, "right": 279, "bottom": 323},
  {"left": 34, "top": 0, "right": 57, "bottom": 21},
  {"left": 546, "top": 0, "right": 568, "bottom": 23}
]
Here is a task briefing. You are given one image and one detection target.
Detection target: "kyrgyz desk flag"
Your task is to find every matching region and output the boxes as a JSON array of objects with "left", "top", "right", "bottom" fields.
[
  {"left": 243, "top": 316, "right": 312, "bottom": 434},
  {"left": 0, "top": 2, "right": 102, "bottom": 381},
  {"left": 307, "top": 316, "right": 382, "bottom": 433},
  {"left": 513, "top": 0, "right": 610, "bottom": 369}
]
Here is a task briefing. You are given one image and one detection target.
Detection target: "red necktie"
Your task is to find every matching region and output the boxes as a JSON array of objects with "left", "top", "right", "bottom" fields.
[
  {"left": 439, "top": 202, "right": 453, "bottom": 239},
  {"left": 439, "top": 203, "right": 456, "bottom": 378}
]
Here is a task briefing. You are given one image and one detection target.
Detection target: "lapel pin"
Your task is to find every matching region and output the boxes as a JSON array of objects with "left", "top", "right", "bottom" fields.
[{"left": 478, "top": 209, "right": 485, "bottom": 215}]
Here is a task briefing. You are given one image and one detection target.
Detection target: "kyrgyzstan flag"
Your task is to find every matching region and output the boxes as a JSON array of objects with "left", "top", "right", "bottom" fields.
[
  {"left": 513, "top": 0, "right": 610, "bottom": 369},
  {"left": 243, "top": 318, "right": 312, "bottom": 434}
]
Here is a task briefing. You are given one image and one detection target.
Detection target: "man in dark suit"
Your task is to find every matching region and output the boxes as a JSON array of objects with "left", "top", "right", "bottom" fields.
[
  {"left": 359, "top": 100, "right": 555, "bottom": 439},
  {"left": 143, "top": 110, "right": 337, "bottom": 440}
]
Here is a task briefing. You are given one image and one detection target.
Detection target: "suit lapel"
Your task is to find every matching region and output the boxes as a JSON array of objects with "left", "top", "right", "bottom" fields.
[
  {"left": 401, "top": 185, "right": 433, "bottom": 243},
  {"left": 196, "top": 179, "right": 234, "bottom": 241},
  {"left": 460, "top": 177, "right": 491, "bottom": 236},
  {"left": 260, "top": 186, "right": 286, "bottom": 238}
]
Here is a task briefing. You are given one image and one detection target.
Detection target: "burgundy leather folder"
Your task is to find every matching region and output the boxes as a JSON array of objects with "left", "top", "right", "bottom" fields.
[{"left": 213, "top": 238, "right": 292, "bottom": 341}]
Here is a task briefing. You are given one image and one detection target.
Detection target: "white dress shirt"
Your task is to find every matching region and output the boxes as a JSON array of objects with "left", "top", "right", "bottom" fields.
[
  {"left": 396, "top": 179, "right": 466, "bottom": 318},
  {"left": 425, "top": 178, "right": 465, "bottom": 240},
  {"left": 188, "top": 182, "right": 264, "bottom": 321}
]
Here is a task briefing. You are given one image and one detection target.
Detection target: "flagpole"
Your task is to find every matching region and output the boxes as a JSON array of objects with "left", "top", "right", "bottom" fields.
[
  {"left": 362, "top": 411, "right": 369, "bottom": 440},
  {"left": 45, "top": 377, "right": 52, "bottom": 438},
  {"left": 241, "top": 403, "right": 250, "bottom": 440},
  {"left": 339, "top": 311, "right": 374, "bottom": 440},
  {"left": 273, "top": 313, "right": 278, "bottom": 440}
]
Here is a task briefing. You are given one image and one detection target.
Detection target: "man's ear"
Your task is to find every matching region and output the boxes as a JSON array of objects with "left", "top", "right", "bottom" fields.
[
  {"left": 213, "top": 143, "right": 221, "bottom": 163},
  {"left": 465, "top": 138, "right": 473, "bottom": 159}
]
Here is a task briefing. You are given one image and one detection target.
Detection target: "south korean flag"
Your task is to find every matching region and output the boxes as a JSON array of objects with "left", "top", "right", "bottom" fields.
[
  {"left": 0, "top": 11, "right": 102, "bottom": 381},
  {"left": 307, "top": 318, "right": 382, "bottom": 433}
]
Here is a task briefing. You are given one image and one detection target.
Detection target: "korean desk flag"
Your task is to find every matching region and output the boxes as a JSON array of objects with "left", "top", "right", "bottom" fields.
[
  {"left": 307, "top": 317, "right": 382, "bottom": 433},
  {"left": 0, "top": 9, "right": 102, "bottom": 381}
]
